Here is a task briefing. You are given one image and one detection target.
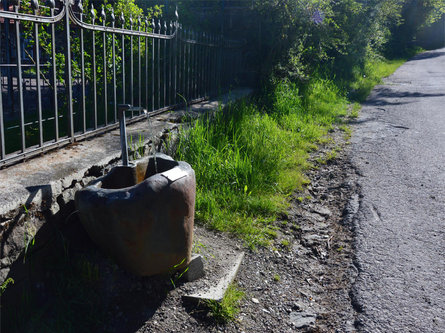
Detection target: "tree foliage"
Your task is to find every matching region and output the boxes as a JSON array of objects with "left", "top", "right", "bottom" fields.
[{"left": 181, "top": 0, "right": 443, "bottom": 83}]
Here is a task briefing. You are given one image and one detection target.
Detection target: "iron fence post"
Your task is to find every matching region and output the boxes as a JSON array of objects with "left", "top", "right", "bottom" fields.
[
  {"left": 65, "top": 0, "right": 74, "bottom": 140},
  {"left": 91, "top": 4, "right": 97, "bottom": 129},
  {"left": 15, "top": 4, "right": 25, "bottom": 152},
  {"left": 101, "top": 5, "right": 108, "bottom": 125},
  {"left": 78, "top": 1, "right": 85, "bottom": 133}
]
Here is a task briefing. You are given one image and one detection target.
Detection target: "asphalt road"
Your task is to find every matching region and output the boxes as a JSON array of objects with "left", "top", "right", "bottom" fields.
[{"left": 350, "top": 49, "right": 445, "bottom": 332}]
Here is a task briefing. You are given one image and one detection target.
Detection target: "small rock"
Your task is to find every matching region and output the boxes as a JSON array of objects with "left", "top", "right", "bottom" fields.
[
  {"left": 184, "top": 254, "right": 205, "bottom": 282},
  {"left": 252, "top": 297, "right": 260, "bottom": 304},
  {"left": 292, "top": 302, "right": 303, "bottom": 311},
  {"left": 289, "top": 311, "right": 316, "bottom": 328},
  {"left": 311, "top": 205, "right": 332, "bottom": 217}
]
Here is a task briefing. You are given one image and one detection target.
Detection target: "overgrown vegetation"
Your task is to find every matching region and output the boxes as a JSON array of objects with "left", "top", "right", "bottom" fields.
[{"left": 174, "top": 58, "right": 403, "bottom": 249}]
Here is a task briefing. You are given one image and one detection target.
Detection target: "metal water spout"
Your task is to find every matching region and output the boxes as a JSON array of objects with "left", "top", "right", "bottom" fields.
[{"left": 118, "top": 104, "right": 148, "bottom": 166}]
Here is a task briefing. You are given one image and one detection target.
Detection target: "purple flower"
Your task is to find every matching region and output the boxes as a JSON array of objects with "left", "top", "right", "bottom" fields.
[{"left": 311, "top": 10, "right": 324, "bottom": 25}]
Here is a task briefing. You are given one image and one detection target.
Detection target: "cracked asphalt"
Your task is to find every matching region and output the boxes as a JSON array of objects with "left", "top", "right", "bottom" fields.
[{"left": 350, "top": 49, "right": 445, "bottom": 332}]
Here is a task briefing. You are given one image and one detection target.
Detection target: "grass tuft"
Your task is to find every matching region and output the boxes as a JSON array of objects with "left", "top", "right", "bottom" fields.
[{"left": 205, "top": 283, "right": 245, "bottom": 323}]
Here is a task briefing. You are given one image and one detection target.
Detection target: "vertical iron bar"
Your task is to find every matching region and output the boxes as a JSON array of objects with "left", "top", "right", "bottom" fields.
[
  {"left": 91, "top": 5, "right": 97, "bottom": 129},
  {"left": 187, "top": 30, "right": 190, "bottom": 102},
  {"left": 151, "top": 19, "right": 155, "bottom": 111},
  {"left": 203, "top": 33, "right": 207, "bottom": 98},
  {"left": 102, "top": 6, "right": 107, "bottom": 125},
  {"left": 197, "top": 32, "right": 200, "bottom": 99},
  {"left": 65, "top": 0, "right": 74, "bottom": 139},
  {"left": 145, "top": 18, "right": 149, "bottom": 111},
  {"left": 3, "top": 0, "right": 12, "bottom": 108},
  {"left": 195, "top": 31, "right": 199, "bottom": 99},
  {"left": 130, "top": 15, "right": 134, "bottom": 116},
  {"left": 183, "top": 28, "right": 187, "bottom": 103},
  {"left": 0, "top": 22, "right": 4, "bottom": 159},
  {"left": 111, "top": 10, "right": 117, "bottom": 122},
  {"left": 206, "top": 33, "right": 210, "bottom": 97},
  {"left": 15, "top": 5, "right": 25, "bottom": 151},
  {"left": 121, "top": 13, "right": 125, "bottom": 104},
  {"left": 213, "top": 35, "right": 218, "bottom": 95},
  {"left": 79, "top": 8, "right": 85, "bottom": 134},
  {"left": 163, "top": 21, "right": 167, "bottom": 108},
  {"left": 190, "top": 30, "right": 194, "bottom": 100},
  {"left": 157, "top": 19, "right": 161, "bottom": 110},
  {"left": 168, "top": 21, "right": 173, "bottom": 107},
  {"left": 177, "top": 26, "right": 182, "bottom": 104},
  {"left": 138, "top": 17, "right": 141, "bottom": 110},
  {"left": 33, "top": 9, "right": 43, "bottom": 147},
  {"left": 173, "top": 22, "right": 178, "bottom": 106}
]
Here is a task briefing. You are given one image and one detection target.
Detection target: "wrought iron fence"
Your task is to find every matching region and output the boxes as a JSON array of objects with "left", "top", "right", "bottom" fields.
[{"left": 0, "top": 0, "right": 244, "bottom": 167}]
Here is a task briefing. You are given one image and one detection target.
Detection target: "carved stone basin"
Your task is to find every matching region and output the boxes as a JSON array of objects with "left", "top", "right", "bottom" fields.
[{"left": 74, "top": 154, "right": 196, "bottom": 276}]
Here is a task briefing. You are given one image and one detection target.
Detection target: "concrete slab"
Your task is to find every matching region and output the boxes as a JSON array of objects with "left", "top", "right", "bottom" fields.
[{"left": 183, "top": 251, "right": 244, "bottom": 302}]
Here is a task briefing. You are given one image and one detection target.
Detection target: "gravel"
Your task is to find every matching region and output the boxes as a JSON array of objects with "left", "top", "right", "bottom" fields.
[{"left": 129, "top": 126, "right": 361, "bottom": 333}]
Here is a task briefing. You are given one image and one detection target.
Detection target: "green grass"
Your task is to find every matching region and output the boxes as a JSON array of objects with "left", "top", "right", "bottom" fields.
[
  {"left": 205, "top": 283, "right": 245, "bottom": 323},
  {"left": 346, "top": 57, "right": 406, "bottom": 102},
  {"left": 174, "top": 58, "right": 406, "bottom": 249},
  {"left": 174, "top": 79, "right": 348, "bottom": 249}
]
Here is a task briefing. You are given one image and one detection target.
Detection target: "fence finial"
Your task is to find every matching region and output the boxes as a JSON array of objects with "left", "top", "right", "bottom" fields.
[
  {"left": 91, "top": 3, "right": 96, "bottom": 21},
  {"left": 129, "top": 14, "right": 133, "bottom": 28},
  {"left": 157, "top": 18, "right": 161, "bottom": 33},
  {"left": 120, "top": 11, "right": 125, "bottom": 26},
  {"left": 49, "top": 0, "right": 56, "bottom": 9},
  {"left": 163, "top": 20, "right": 167, "bottom": 33},
  {"left": 175, "top": 5, "right": 179, "bottom": 21},
  {"left": 101, "top": 5, "right": 106, "bottom": 22},
  {"left": 110, "top": 8, "right": 115, "bottom": 23},
  {"left": 31, "top": 0, "right": 39, "bottom": 10},
  {"left": 151, "top": 18, "right": 155, "bottom": 32}
]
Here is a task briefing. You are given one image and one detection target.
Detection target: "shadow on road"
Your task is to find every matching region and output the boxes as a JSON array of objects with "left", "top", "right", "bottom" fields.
[
  {"left": 410, "top": 51, "right": 445, "bottom": 61},
  {"left": 364, "top": 87, "right": 445, "bottom": 106}
]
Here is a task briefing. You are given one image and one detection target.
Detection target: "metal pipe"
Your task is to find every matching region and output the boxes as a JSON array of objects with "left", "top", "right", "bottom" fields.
[{"left": 118, "top": 104, "right": 130, "bottom": 166}]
